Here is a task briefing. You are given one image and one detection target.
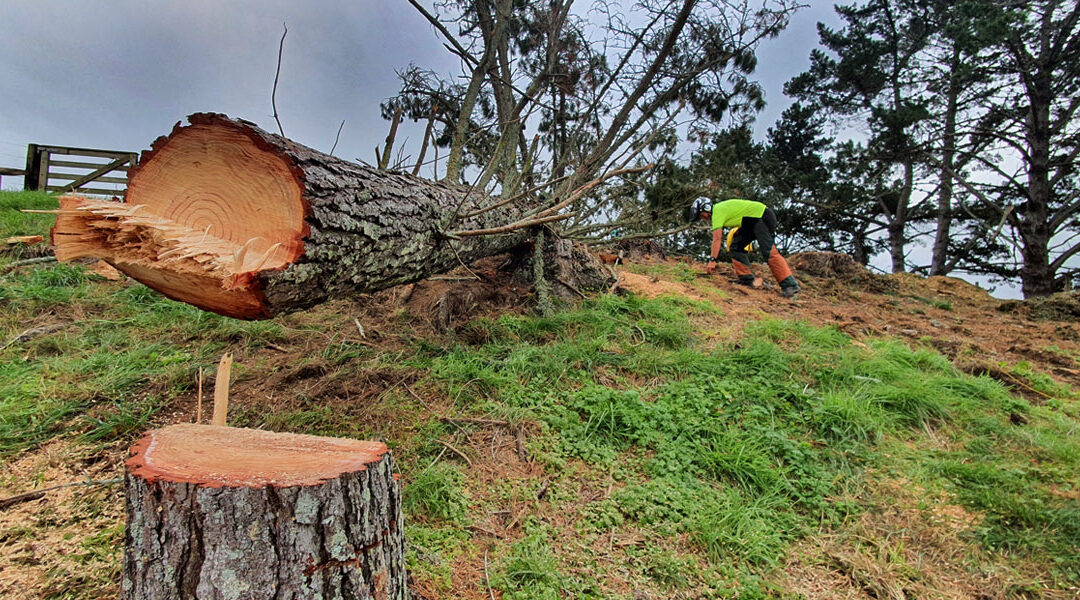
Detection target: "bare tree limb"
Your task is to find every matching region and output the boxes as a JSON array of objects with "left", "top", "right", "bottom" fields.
[
  {"left": 463, "top": 173, "right": 575, "bottom": 220},
  {"left": 272, "top": 23, "right": 288, "bottom": 137},
  {"left": 942, "top": 205, "right": 1015, "bottom": 273},
  {"left": 0, "top": 478, "right": 122, "bottom": 511},
  {"left": 1049, "top": 239, "right": 1080, "bottom": 272},
  {"left": 536, "top": 164, "right": 655, "bottom": 220},
  {"left": 413, "top": 106, "right": 437, "bottom": 176},
  {"left": 449, "top": 212, "right": 575, "bottom": 237},
  {"left": 379, "top": 106, "right": 403, "bottom": 170},
  {"left": 329, "top": 120, "right": 345, "bottom": 157}
]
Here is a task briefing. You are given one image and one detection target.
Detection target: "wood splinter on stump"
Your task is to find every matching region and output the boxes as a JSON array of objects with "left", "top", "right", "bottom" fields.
[
  {"left": 50, "top": 112, "right": 536, "bottom": 319},
  {"left": 123, "top": 424, "right": 407, "bottom": 599}
]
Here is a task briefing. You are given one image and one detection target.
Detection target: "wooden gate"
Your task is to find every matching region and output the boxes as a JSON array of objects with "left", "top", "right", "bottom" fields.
[{"left": 24, "top": 144, "right": 138, "bottom": 196}]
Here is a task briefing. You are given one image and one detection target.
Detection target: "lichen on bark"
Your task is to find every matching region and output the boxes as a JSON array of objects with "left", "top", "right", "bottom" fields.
[{"left": 123, "top": 451, "right": 407, "bottom": 599}]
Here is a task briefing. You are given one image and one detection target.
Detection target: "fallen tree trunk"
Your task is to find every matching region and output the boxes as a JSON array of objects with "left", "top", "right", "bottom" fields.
[
  {"left": 123, "top": 424, "right": 406, "bottom": 599},
  {"left": 51, "top": 113, "right": 534, "bottom": 319}
]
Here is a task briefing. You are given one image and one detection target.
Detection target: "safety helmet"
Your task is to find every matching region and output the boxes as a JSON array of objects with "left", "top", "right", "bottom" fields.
[{"left": 692, "top": 198, "right": 712, "bottom": 216}]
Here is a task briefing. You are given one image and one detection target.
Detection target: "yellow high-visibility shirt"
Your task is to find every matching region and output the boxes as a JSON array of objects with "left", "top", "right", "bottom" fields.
[{"left": 710, "top": 199, "right": 766, "bottom": 230}]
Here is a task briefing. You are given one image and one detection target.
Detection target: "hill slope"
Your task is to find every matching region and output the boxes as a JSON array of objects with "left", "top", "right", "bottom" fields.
[{"left": 2, "top": 191, "right": 1079, "bottom": 599}]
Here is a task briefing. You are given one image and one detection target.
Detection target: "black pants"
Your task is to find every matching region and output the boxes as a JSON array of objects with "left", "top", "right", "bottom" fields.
[{"left": 731, "top": 207, "right": 778, "bottom": 258}]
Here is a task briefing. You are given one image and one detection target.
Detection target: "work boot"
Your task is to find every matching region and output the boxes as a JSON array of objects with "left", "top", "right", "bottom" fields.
[
  {"left": 779, "top": 276, "right": 800, "bottom": 298},
  {"left": 735, "top": 275, "right": 756, "bottom": 286}
]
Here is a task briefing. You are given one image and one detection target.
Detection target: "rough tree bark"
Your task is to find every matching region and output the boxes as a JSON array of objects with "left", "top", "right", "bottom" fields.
[
  {"left": 123, "top": 424, "right": 406, "bottom": 600},
  {"left": 1017, "top": 62, "right": 1055, "bottom": 298},
  {"left": 930, "top": 44, "right": 960, "bottom": 277},
  {"left": 51, "top": 113, "right": 535, "bottom": 319}
]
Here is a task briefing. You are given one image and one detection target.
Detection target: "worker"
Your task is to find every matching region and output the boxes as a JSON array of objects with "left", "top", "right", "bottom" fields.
[{"left": 693, "top": 194, "right": 800, "bottom": 298}]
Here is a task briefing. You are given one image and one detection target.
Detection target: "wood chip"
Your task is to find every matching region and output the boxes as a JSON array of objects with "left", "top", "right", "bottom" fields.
[
  {"left": 5, "top": 235, "right": 44, "bottom": 245},
  {"left": 90, "top": 260, "right": 124, "bottom": 280},
  {"left": 212, "top": 353, "right": 233, "bottom": 427}
]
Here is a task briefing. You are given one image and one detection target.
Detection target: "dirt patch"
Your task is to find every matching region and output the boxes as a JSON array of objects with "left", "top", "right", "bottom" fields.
[
  {"left": 925, "top": 337, "right": 970, "bottom": 360},
  {"left": 778, "top": 478, "right": 1036, "bottom": 600},
  {"left": 613, "top": 238, "right": 667, "bottom": 262},
  {"left": 789, "top": 252, "right": 899, "bottom": 294},
  {"left": 1000, "top": 290, "right": 1080, "bottom": 322},
  {"left": 370, "top": 255, "right": 531, "bottom": 333},
  {"left": 361, "top": 244, "right": 611, "bottom": 334},
  {"left": 923, "top": 275, "right": 996, "bottom": 305},
  {"left": 789, "top": 251, "right": 868, "bottom": 278},
  {"left": 618, "top": 271, "right": 708, "bottom": 300}
]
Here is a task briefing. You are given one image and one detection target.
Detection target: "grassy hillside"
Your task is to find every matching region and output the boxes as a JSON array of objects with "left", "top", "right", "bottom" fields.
[{"left": 1, "top": 190, "right": 1078, "bottom": 599}]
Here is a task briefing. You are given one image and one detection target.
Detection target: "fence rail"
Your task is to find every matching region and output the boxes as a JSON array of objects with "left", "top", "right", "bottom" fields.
[
  {"left": 0, "top": 167, "right": 25, "bottom": 188},
  {"left": 24, "top": 144, "right": 138, "bottom": 196}
]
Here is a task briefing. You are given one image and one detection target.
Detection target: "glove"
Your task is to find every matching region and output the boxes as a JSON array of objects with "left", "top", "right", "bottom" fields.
[{"left": 705, "top": 261, "right": 717, "bottom": 275}]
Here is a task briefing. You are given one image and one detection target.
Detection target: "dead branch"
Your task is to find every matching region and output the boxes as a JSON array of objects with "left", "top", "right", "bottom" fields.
[
  {"left": 514, "top": 427, "right": 529, "bottom": 462},
  {"left": 554, "top": 276, "right": 587, "bottom": 299},
  {"left": 535, "top": 163, "right": 654, "bottom": 219},
  {"left": 378, "top": 106, "right": 403, "bottom": 170},
  {"left": 440, "top": 417, "right": 510, "bottom": 427},
  {"left": 329, "top": 120, "right": 345, "bottom": 157},
  {"left": 1, "top": 255, "right": 57, "bottom": 274},
  {"left": 413, "top": 106, "right": 437, "bottom": 176},
  {"left": 463, "top": 172, "right": 575, "bottom": 219},
  {"left": 448, "top": 212, "right": 574, "bottom": 238},
  {"left": 0, "top": 477, "right": 122, "bottom": 511},
  {"left": 436, "top": 439, "right": 473, "bottom": 466},
  {"left": 272, "top": 23, "right": 288, "bottom": 137},
  {"left": 1, "top": 323, "right": 66, "bottom": 351},
  {"left": 448, "top": 163, "right": 652, "bottom": 238}
]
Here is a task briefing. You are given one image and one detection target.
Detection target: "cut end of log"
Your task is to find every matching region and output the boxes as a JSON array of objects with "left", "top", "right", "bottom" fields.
[
  {"left": 126, "top": 424, "right": 388, "bottom": 488},
  {"left": 51, "top": 115, "right": 308, "bottom": 319}
]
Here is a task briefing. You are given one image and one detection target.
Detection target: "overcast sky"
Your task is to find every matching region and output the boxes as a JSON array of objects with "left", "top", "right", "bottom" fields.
[{"left": 0, "top": 1, "right": 841, "bottom": 186}]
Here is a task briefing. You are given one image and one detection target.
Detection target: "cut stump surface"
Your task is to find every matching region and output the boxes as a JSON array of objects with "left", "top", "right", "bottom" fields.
[{"left": 127, "top": 424, "right": 388, "bottom": 487}]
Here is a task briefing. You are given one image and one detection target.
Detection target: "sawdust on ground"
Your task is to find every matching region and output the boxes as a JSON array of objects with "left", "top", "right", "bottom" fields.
[{"left": 0, "top": 440, "right": 125, "bottom": 600}]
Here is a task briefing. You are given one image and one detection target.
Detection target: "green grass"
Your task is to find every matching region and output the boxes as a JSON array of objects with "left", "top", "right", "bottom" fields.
[
  {"left": 417, "top": 295, "right": 1080, "bottom": 590},
  {"left": 3, "top": 190, "right": 1079, "bottom": 597},
  {"left": 905, "top": 294, "right": 954, "bottom": 311},
  {"left": 0, "top": 190, "right": 56, "bottom": 239},
  {"left": 403, "top": 462, "right": 470, "bottom": 523},
  {"left": 0, "top": 266, "right": 287, "bottom": 455}
]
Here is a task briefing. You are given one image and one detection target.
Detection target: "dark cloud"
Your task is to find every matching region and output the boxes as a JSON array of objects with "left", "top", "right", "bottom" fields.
[
  {"left": 0, "top": 1, "right": 838, "bottom": 186},
  {"left": 0, "top": 1, "right": 458, "bottom": 180}
]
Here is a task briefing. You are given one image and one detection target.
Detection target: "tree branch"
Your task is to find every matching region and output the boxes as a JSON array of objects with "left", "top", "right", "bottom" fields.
[
  {"left": 272, "top": 23, "right": 288, "bottom": 137},
  {"left": 448, "top": 212, "right": 575, "bottom": 237}
]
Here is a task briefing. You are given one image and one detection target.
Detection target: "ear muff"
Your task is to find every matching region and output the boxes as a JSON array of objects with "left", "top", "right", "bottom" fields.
[{"left": 688, "top": 199, "right": 711, "bottom": 224}]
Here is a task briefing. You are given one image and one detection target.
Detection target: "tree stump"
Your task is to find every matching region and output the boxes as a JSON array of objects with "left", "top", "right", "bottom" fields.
[{"left": 123, "top": 424, "right": 407, "bottom": 600}]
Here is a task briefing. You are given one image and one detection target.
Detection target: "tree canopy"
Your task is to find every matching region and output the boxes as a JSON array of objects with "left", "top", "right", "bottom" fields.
[{"left": 382, "top": 0, "right": 1080, "bottom": 297}]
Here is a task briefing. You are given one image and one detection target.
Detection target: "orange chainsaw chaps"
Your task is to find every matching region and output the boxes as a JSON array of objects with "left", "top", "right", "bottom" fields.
[
  {"left": 768, "top": 246, "right": 793, "bottom": 283},
  {"left": 731, "top": 258, "right": 753, "bottom": 277}
]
